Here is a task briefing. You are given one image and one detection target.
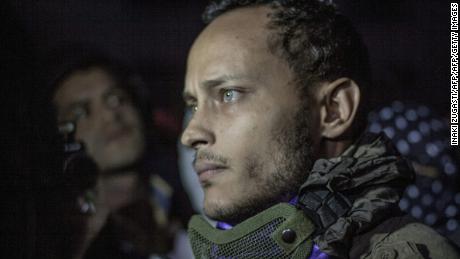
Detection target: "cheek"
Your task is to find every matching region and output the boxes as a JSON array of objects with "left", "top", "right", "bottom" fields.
[
  {"left": 217, "top": 118, "right": 261, "bottom": 155},
  {"left": 205, "top": 172, "right": 253, "bottom": 204},
  {"left": 75, "top": 122, "right": 92, "bottom": 144},
  {"left": 121, "top": 107, "right": 144, "bottom": 130},
  {"left": 74, "top": 122, "right": 101, "bottom": 156}
]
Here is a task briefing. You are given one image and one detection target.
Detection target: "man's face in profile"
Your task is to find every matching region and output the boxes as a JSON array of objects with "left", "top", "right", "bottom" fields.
[
  {"left": 181, "top": 6, "right": 316, "bottom": 223},
  {"left": 54, "top": 67, "right": 146, "bottom": 172}
]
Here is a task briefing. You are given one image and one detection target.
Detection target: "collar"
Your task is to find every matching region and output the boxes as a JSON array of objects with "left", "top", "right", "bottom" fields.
[{"left": 296, "top": 132, "right": 414, "bottom": 257}]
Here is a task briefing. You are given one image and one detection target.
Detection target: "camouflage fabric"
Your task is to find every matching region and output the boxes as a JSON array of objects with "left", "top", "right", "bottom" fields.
[
  {"left": 351, "top": 215, "right": 460, "bottom": 259},
  {"left": 307, "top": 133, "right": 459, "bottom": 258}
]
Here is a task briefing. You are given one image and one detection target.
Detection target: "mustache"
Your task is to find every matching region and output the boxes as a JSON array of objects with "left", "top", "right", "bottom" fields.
[{"left": 193, "top": 150, "right": 229, "bottom": 166}]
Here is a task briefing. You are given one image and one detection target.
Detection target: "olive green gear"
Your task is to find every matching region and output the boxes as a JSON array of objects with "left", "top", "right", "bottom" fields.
[{"left": 188, "top": 203, "right": 315, "bottom": 259}]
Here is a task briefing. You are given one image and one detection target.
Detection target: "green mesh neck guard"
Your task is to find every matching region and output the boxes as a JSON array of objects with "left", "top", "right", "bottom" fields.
[{"left": 188, "top": 203, "right": 315, "bottom": 258}]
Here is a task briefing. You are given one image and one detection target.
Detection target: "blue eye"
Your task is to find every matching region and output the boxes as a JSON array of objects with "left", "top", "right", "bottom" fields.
[
  {"left": 223, "top": 89, "right": 240, "bottom": 103},
  {"left": 187, "top": 103, "right": 198, "bottom": 113}
]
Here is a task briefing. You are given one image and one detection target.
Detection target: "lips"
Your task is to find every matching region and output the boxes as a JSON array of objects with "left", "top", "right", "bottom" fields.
[
  {"left": 194, "top": 161, "right": 227, "bottom": 185},
  {"left": 104, "top": 126, "right": 132, "bottom": 144}
]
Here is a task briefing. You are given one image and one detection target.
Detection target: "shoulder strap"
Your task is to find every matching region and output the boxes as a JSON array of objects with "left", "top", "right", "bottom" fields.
[{"left": 296, "top": 157, "right": 356, "bottom": 234}]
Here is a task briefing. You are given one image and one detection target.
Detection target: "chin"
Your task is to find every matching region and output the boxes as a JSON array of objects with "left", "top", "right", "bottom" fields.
[
  {"left": 203, "top": 184, "right": 284, "bottom": 223},
  {"left": 98, "top": 152, "right": 140, "bottom": 172},
  {"left": 101, "top": 142, "right": 143, "bottom": 164},
  {"left": 203, "top": 190, "right": 230, "bottom": 218},
  {"left": 202, "top": 201, "right": 230, "bottom": 222},
  {"left": 202, "top": 191, "right": 250, "bottom": 223}
]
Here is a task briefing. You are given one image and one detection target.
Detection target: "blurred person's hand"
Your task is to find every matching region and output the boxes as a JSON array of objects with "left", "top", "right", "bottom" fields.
[
  {"left": 68, "top": 173, "right": 176, "bottom": 259},
  {"left": 68, "top": 173, "right": 138, "bottom": 259}
]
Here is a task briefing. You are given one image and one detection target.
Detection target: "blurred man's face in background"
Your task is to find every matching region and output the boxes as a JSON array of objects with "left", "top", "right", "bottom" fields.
[{"left": 54, "top": 67, "right": 145, "bottom": 172}]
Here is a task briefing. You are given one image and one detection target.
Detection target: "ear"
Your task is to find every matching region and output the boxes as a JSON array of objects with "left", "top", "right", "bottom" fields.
[{"left": 317, "top": 78, "right": 360, "bottom": 140}]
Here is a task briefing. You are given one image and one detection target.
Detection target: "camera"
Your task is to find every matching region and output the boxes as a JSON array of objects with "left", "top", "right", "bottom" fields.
[{"left": 58, "top": 121, "right": 98, "bottom": 214}]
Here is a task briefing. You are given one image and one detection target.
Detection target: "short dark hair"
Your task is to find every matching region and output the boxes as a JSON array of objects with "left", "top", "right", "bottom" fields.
[{"left": 203, "top": 0, "right": 371, "bottom": 136}]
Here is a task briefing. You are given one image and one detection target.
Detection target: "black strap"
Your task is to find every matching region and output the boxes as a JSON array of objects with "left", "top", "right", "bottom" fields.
[
  {"left": 296, "top": 157, "right": 355, "bottom": 233},
  {"left": 297, "top": 189, "right": 352, "bottom": 232}
]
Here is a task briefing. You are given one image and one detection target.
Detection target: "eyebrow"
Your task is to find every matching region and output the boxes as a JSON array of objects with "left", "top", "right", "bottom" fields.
[
  {"left": 101, "top": 86, "right": 128, "bottom": 101},
  {"left": 58, "top": 100, "right": 88, "bottom": 120},
  {"left": 182, "top": 74, "right": 247, "bottom": 102}
]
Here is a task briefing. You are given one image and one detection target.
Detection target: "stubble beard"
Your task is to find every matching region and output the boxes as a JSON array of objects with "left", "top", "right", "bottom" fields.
[{"left": 207, "top": 102, "right": 314, "bottom": 224}]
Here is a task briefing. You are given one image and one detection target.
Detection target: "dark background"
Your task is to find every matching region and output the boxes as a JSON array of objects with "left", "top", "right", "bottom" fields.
[
  {"left": 0, "top": 0, "right": 452, "bottom": 258},
  {"left": 4, "top": 0, "right": 452, "bottom": 118}
]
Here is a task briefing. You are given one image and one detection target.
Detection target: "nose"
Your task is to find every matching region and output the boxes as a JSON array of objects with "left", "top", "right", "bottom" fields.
[
  {"left": 99, "top": 102, "right": 121, "bottom": 123},
  {"left": 181, "top": 109, "right": 215, "bottom": 149}
]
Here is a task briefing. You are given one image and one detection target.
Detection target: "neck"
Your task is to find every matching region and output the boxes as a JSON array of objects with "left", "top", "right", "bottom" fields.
[
  {"left": 97, "top": 170, "right": 145, "bottom": 211},
  {"left": 317, "top": 139, "right": 353, "bottom": 159}
]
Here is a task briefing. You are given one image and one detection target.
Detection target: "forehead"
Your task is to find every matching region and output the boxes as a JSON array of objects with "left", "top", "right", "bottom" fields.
[
  {"left": 185, "top": 6, "right": 282, "bottom": 86},
  {"left": 53, "top": 67, "right": 118, "bottom": 108}
]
